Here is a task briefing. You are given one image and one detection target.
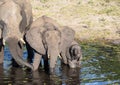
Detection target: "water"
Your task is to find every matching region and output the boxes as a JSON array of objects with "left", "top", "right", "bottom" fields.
[{"left": 0, "top": 42, "right": 120, "bottom": 85}]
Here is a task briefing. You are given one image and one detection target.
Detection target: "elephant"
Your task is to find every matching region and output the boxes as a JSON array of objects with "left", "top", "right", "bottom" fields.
[
  {"left": 0, "top": 0, "right": 33, "bottom": 69},
  {"left": 66, "top": 40, "right": 82, "bottom": 68},
  {"left": 25, "top": 16, "right": 75, "bottom": 72}
]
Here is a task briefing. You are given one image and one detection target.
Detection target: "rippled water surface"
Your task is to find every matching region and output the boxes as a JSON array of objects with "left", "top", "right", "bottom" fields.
[{"left": 0, "top": 43, "right": 120, "bottom": 85}]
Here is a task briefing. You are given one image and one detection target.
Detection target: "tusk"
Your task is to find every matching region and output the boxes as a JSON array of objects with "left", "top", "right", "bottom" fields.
[
  {"left": 58, "top": 54, "right": 62, "bottom": 59},
  {"left": 3, "top": 39, "right": 5, "bottom": 45},
  {"left": 48, "top": 54, "right": 50, "bottom": 59},
  {"left": 20, "top": 38, "right": 25, "bottom": 44}
]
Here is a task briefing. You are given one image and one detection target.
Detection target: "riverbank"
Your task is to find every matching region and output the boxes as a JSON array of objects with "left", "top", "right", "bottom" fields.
[{"left": 31, "top": 0, "right": 120, "bottom": 44}]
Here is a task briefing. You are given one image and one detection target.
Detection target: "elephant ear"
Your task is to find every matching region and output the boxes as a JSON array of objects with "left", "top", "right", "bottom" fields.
[
  {"left": 26, "top": 27, "right": 46, "bottom": 55},
  {"left": 60, "top": 26, "right": 75, "bottom": 52}
]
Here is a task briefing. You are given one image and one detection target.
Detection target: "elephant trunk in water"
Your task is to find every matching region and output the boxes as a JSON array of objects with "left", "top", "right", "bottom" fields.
[
  {"left": 48, "top": 48, "right": 60, "bottom": 74},
  {"left": 47, "top": 45, "right": 60, "bottom": 69},
  {"left": 6, "top": 37, "right": 33, "bottom": 70}
]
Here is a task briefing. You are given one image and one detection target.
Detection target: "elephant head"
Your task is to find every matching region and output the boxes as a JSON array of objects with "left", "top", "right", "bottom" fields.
[
  {"left": 0, "top": 0, "right": 33, "bottom": 69},
  {"left": 66, "top": 41, "right": 82, "bottom": 68}
]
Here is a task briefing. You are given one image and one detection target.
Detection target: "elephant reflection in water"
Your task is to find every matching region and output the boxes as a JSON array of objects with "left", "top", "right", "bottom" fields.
[{"left": 61, "top": 65, "right": 81, "bottom": 85}]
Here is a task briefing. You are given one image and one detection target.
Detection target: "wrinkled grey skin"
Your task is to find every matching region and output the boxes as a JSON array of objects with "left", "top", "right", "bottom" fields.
[
  {"left": 0, "top": 0, "right": 33, "bottom": 69},
  {"left": 26, "top": 16, "right": 75, "bottom": 72},
  {"left": 66, "top": 41, "right": 82, "bottom": 68}
]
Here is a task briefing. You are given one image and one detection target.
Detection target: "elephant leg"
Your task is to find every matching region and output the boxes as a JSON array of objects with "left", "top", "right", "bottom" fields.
[
  {"left": 0, "top": 38, "right": 4, "bottom": 64},
  {"left": 43, "top": 55, "right": 49, "bottom": 72},
  {"left": 33, "top": 52, "right": 42, "bottom": 71},
  {"left": 26, "top": 41, "right": 34, "bottom": 63},
  {"left": 24, "top": 35, "right": 34, "bottom": 63}
]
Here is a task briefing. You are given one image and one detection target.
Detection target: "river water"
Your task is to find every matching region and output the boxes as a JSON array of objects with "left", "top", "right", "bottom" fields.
[{"left": 0, "top": 42, "right": 120, "bottom": 85}]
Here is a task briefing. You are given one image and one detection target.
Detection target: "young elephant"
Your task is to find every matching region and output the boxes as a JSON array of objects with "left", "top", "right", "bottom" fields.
[{"left": 66, "top": 41, "right": 82, "bottom": 68}]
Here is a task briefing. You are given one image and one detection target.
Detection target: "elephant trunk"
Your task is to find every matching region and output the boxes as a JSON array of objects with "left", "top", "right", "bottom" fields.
[
  {"left": 6, "top": 37, "right": 33, "bottom": 70},
  {"left": 48, "top": 47, "right": 60, "bottom": 68}
]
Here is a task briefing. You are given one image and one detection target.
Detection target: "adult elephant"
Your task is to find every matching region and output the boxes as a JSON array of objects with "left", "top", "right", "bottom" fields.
[
  {"left": 0, "top": 0, "right": 33, "bottom": 69},
  {"left": 25, "top": 16, "right": 75, "bottom": 72}
]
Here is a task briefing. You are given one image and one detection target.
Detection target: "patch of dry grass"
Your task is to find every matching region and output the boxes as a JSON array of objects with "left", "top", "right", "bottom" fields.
[{"left": 31, "top": 0, "right": 120, "bottom": 42}]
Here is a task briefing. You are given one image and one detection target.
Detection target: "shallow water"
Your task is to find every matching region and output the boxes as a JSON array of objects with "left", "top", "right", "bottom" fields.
[{"left": 0, "top": 43, "right": 120, "bottom": 85}]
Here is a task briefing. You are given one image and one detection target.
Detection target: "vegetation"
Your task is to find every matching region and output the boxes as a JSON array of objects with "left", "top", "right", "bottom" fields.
[{"left": 31, "top": 0, "right": 120, "bottom": 43}]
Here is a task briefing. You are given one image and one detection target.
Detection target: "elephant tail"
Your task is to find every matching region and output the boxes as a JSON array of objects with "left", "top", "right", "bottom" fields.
[{"left": 6, "top": 37, "right": 34, "bottom": 70}]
